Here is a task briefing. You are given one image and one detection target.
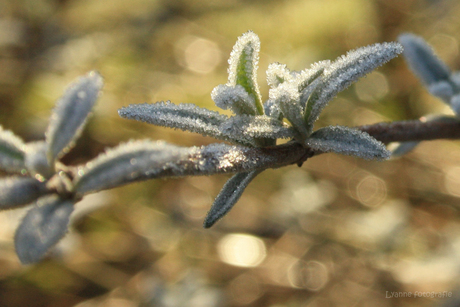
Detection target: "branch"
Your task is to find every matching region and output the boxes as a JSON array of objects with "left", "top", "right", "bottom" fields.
[{"left": 76, "top": 116, "right": 460, "bottom": 187}]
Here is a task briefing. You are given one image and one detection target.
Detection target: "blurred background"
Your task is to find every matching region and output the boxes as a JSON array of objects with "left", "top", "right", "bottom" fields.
[{"left": 1, "top": 0, "right": 460, "bottom": 306}]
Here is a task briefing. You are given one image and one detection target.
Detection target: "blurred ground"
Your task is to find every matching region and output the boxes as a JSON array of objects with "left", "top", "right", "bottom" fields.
[{"left": 1, "top": 0, "right": 460, "bottom": 306}]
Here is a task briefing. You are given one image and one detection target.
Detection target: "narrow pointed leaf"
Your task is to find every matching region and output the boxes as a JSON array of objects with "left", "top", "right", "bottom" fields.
[
  {"left": 46, "top": 71, "right": 103, "bottom": 162},
  {"left": 74, "top": 140, "right": 200, "bottom": 194},
  {"left": 15, "top": 196, "right": 74, "bottom": 264},
  {"left": 306, "top": 126, "right": 390, "bottom": 160},
  {"left": 227, "top": 31, "right": 264, "bottom": 115},
  {"left": 118, "top": 102, "right": 250, "bottom": 146},
  {"left": 204, "top": 170, "right": 261, "bottom": 228},
  {"left": 219, "top": 115, "right": 295, "bottom": 141},
  {"left": 211, "top": 84, "right": 257, "bottom": 115},
  {"left": 304, "top": 42, "right": 403, "bottom": 132},
  {"left": 0, "top": 126, "right": 26, "bottom": 173},
  {"left": 398, "top": 33, "right": 451, "bottom": 86},
  {"left": 0, "top": 177, "right": 49, "bottom": 210}
]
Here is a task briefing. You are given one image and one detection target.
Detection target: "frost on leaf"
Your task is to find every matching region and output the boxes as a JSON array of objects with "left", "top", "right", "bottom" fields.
[
  {"left": 74, "top": 140, "right": 200, "bottom": 194},
  {"left": 398, "top": 33, "right": 451, "bottom": 86},
  {"left": 270, "top": 83, "right": 308, "bottom": 139},
  {"left": 0, "top": 177, "right": 49, "bottom": 210},
  {"left": 204, "top": 170, "right": 261, "bottom": 228},
  {"left": 46, "top": 71, "right": 103, "bottom": 162},
  {"left": 266, "top": 63, "right": 293, "bottom": 88},
  {"left": 304, "top": 42, "right": 403, "bottom": 133},
  {"left": 306, "top": 126, "right": 390, "bottom": 160},
  {"left": 118, "top": 102, "right": 251, "bottom": 145},
  {"left": 211, "top": 84, "right": 257, "bottom": 115},
  {"left": 227, "top": 31, "right": 264, "bottom": 115},
  {"left": 15, "top": 196, "right": 74, "bottom": 264},
  {"left": 0, "top": 126, "right": 26, "bottom": 173},
  {"left": 219, "top": 115, "right": 295, "bottom": 142}
]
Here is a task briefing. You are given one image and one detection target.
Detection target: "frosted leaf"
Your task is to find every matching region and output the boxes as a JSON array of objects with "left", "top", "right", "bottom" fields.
[
  {"left": 428, "top": 81, "right": 454, "bottom": 103},
  {"left": 204, "top": 170, "right": 261, "bottom": 228},
  {"left": 0, "top": 177, "right": 49, "bottom": 210},
  {"left": 304, "top": 42, "right": 403, "bottom": 133},
  {"left": 398, "top": 33, "right": 451, "bottom": 86},
  {"left": 450, "top": 94, "right": 460, "bottom": 116},
  {"left": 264, "top": 99, "right": 283, "bottom": 120},
  {"left": 451, "top": 72, "right": 460, "bottom": 88},
  {"left": 266, "top": 63, "right": 293, "bottom": 88},
  {"left": 15, "top": 195, "right": 75, "bottom": 264},
  {"left": 211, "top": 84, "right": 257, "bottom": 115},
  {"left": 271, "top": 83, "right": 308, "bottom": 139},
  {"left": 118, "top": 102, "right": 249, "bottom": 145},
  {"left": 227, "top": 31, "right": 264, "bottom": 115},
  {"left": 219, "top": 115, "right": 295, "bottom": 142},
  {"left": 295, "top": 60, "right": 330, "bottom": 92},
  {"left": 391, "top": 141, "right": 419, "bottom": 158},
  {"left": 46, "top": 71, "right": 103, "bottom": 162},
  {"left": 306, "top": 125, "right": 390, "bottom": 160},
  {"left": 74, "top": 140, "right": 199, "bottom": 194},
  {"left": 0, "top": 126, "right": 26, "bottom": 173},
  {"left": 299, "top": 77, "right": 322, "bottom": 111},
  {"left": 25, "top": 141, "right": 54, "bottom": 179}
]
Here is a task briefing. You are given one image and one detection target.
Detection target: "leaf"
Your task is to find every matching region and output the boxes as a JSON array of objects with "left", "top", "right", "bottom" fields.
[
  {"left": 221, "top": 115, "right": 295, "bottom": 139},
  {"left": 74, "top": 140, "right": 198, "bottom": 194},
  {"left": 269, "top": 83, "right": 309, "bottom": 140},
  {"left": 0, "top": 126, "right": 26, "bottom": 173},
  {"left": 46, "top": 71, "right": 103, "bottom": 162},
  {"left": 391, "top": 141, "right": 419, "bottom": 158},
  {"left": 204, "top": 170, "right": 261, "bottom": 228},
  {"left": 118, "top": 102, "right": 251, "bottom": 146},
  {"left": 227, "top": 31, "right": 264, "bottom": 115},
  {"left": 306, "top": 126, "right": 390, "bottom": 160},
  {"left": 266, "top": 62, "right": 293, "bottom": 88},
  {"left": 398, "top": 33, "right": 451, "bottom": 86},
  {"left": 211, "top": 84, "right": 257, "bottom": 115},
  {"left": 25, "top": 141, "right": 54, "bottom": 179},
  {"left": 15, "top": 196, "right": 74, "bottom": 264},
  {"left": 0, "top": 177, "right": 49, "bottom": 210},
  {"left": 304, "top": 42, "right": 403, "bottom": 133},
  {"left": 219, "top": 115, "right": 295, "bottom": 143}
]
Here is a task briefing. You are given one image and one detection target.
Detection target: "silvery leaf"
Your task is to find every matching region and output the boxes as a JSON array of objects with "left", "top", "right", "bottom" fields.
[
  {"left": 74, "top": 140, "right": 198, "bottom": 194},
  {"left": 428, "top": 81, "right": 454, "bottom": 103},
  {"left": 0, "top": 126, "right": 26, "bottom": 173},
  {"left": 270, "top": 83, "right": 309, "bottom": 140},
  {"left": 211, "top": 84, "right": 257, "bottom": 115},
  {"left": 25, "top": 141, "right": 54, "bottom": 179},
  {"left": 450, "top": 94, "right": 460, "bottom": 116},
  {"left": 398, "top": 33, "right": 451, "bottom": 86},
  {"left": 118, "top": 102, "right": 249, "bottom": 145},
  {"left": 204, "top": 170, "right": 261, "bottom": 228},
  {"left": 266, "top": 63, "right": 293, "bottom": 88},
  {"left": 306, "top": 125, "right": 390, "bottom": 160},
  {"left": 15, "top": 195, "right": 75, "bottom": 264},
  {"left": 0, "top": 177, "right": 49, "bottom": 210},
  {"left": 304, "top": 42, "right": 403, "bottom": 133},
  {"left": 391, "top": 141, "right": 420, "bottom": 158},
  {"left": 46, "top": 71, "right": 103, "bottom": 162},
  {"left": 227, "top": 31, "right": 264, "bottom": 115},
  {"left": 219, "top": 115, "right": 295, "bottom": 143}
]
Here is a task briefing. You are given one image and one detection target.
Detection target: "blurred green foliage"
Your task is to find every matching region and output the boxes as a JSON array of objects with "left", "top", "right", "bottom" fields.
[{"left": 2, "top": 0, "right": 460, "bottom": 306}]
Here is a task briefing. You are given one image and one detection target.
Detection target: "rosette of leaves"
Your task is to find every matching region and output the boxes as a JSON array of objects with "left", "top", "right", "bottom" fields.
[
  {"left": 119, "top": 31, "right": 402, "bottom": 228},
  {"left": 0, "top": 71, "right": 103, "bottom": 263},
  {"left": 391, "top": 33, "right": 460, "bottom": 156}
]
